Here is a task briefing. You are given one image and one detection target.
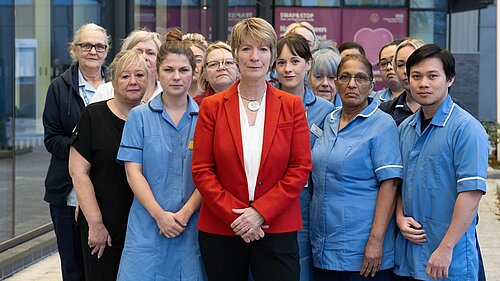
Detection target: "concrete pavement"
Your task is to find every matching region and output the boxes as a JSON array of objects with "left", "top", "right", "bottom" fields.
[{"left": 3, "top": 179, "right": 500, "bottom": 281}]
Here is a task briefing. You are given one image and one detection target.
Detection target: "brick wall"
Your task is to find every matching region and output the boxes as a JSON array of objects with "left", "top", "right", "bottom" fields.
[{"left": 452, "top": 53, "right": 480, "bottom": 118}]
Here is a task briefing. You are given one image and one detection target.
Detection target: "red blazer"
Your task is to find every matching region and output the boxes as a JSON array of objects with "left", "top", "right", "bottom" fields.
[{"left": 192, "top": 81, "right": 312, "bottom": 235}]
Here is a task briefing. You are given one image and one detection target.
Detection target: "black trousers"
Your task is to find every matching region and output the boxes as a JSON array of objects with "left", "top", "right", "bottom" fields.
[
  {"left": 314, "top": 267, "right": 393, "bottom": 281},
  {"left": 50, "top": 204, "right": 84, "bottom": 281},
  {"left": 198, "top": 231, "right": 299, "bottom": 281},
  {"left": 392, "top": 274, "right": 421, "bottom": 281},
  {"left": 79, "top": 214, "right": 124, "bottom": 281}
]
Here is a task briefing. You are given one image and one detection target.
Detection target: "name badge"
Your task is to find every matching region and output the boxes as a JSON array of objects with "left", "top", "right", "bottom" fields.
[
  {"left": 310, "top": 124, "right": 323, "bottom": 138},
  {"left": 188, "top": 140, "right": 194, "bottom": 150}
]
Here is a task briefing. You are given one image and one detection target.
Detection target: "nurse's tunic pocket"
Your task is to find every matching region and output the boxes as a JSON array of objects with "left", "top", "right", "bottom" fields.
[{"left": 421, "top": 156, "right": 442, "bottom": 190}]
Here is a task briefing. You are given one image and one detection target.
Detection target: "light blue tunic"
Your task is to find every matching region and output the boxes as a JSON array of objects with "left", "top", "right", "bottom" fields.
[
  {"left": 116, "top": 94, "right": 206, "bottom": 281},
  {"left": 300, "top": 87, "right": 335, "bottom": 280},
  {"left": 310, "top": 98, "right": 403, "bottom": 271},
  {"left": 371, "top": 88, "right": 392, "bottom": 104},
  {"left": 395, "top": 95, "right": 488, "bottom": 281}
]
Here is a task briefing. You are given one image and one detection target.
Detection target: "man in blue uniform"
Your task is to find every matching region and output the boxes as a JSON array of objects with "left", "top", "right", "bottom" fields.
[{"left": 394, "top": 44, "right": 489, "bottom": 281}]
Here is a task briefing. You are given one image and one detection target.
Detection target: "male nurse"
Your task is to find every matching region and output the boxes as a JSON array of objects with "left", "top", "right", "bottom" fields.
[{"left": 394, "top": 44, "right": 489, "bottom": 281}]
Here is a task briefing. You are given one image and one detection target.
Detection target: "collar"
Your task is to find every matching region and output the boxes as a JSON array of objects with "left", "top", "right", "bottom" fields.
[
  {"left": 148, "top": 93, "right": 199, "bottom": 116},
  {"left": 410, "top": 94, "right": 455, "bottom": 128},
  {"left": 394, "top": 91, "right": 407, "bottom": 108},
  {"left": 78, "top": 68, "right": 101, "bottom": 91},
  {"left": 331, "top": 97, "right": 378, "bottom": 120},
  {"left": 378, "top": 88, "right": 392, "bottom": 102},
  {"left": 303, "top": 87, "right": 317, "bottom": 107}
]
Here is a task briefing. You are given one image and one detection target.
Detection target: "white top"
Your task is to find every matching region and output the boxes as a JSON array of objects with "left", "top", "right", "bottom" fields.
[
  {"left": 90, "top": 81, "right": 163, "bottom": 104},
  {"left": 239, "top": 92, "right": 266, "bottom": 201}
]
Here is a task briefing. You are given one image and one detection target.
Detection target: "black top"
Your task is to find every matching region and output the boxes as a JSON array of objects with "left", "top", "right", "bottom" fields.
[
  {"left": 379, "top": 91, "right": 414, "bottom": 126},
  {"left": 69, "top": 101, "right": 133, "bottom": 244}
]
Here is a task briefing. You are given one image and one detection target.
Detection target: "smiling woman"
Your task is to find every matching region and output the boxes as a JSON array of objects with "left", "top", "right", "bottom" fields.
[{"left": 274, "top": 32, "right": 334, "bottom": 281}]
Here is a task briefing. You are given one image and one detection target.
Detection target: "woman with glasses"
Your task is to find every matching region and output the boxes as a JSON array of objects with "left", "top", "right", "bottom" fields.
[
  {"left": 194, "top": 41, "right": 239, "bottom": 105},
  {"left": 310, "top": 54, "right": 402, "bottom": 281},
  {"left": 274, "top": 33, "right": 334, "bottom": 281},
  {"left": 90, "top": 29, "right": 162, "bottom": 104},
  {"left": 43, "top": 23, "right": 109, "bottom": 281},
  {"left": 372, "top": 39, "right": 405, "bottom": 104},
  {"left": 69, "top": 49, "right": 149, "bottom": 281},
  {"left": 379, "top": 38, "right": 426, "bottom": 126}
]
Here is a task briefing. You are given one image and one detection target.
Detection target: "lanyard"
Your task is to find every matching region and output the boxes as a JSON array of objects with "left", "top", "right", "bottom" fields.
[{"left": 79, "top": 86, "right": 92, "bottom": 106}]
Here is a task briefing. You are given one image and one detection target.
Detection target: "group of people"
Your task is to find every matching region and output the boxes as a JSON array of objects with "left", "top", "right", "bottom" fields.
[{"left": 42, "top": 17, "right": 488, "bottom": 281}]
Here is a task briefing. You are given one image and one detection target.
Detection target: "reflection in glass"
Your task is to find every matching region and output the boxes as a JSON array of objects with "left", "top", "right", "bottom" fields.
[
  {"left": 410, "top": 11, "right": 446, "bottom": 47},
  {"left": 275, "top": 0, "right": 340, "bottom": 6},
  {"left": 13, "top": 0, "right": 52, "bottom": 237},
  {"left": 410, "top": 0, "right": 446, "bottom": 9},
  {"left": 344, "top": 0, "right": 404, "bottom": 6}
]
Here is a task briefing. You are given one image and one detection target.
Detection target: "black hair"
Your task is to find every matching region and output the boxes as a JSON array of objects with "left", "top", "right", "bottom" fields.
[
  {"left": 277, "top": 33, "right": 312, "bottom": 63},
  {"left": 378, "top": 39, "right": 405, "bottom": 60},
  {"left": 337, "top": 54, "right": 373, "bottom": 80},
  {"left": 338, "top": 41, "right": 366, "bottom": 56},
  {"left": 406, "top": 44, "right": 455, "bottom": 81}
]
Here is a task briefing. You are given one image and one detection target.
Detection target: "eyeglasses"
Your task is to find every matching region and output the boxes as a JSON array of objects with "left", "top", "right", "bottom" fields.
[
  {"left": 337, "top": 74, "right": 372, "bottom": 85},
  {"left": 77, "top": 43, "right": 108, "bottom": 53},
  {"left": 377, "top": 57, "right": 394, "bottom": 70},
  {"left": 206, "top": 60, "right": 236, "bottom": 70}
]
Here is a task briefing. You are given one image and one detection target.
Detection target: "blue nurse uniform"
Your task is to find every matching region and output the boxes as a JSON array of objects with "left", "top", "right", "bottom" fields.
[
  {"left": 116, "top": 94, "right": 206, "bottom": 281},
  {"left": 298, "top": 87, "right": 335, "bottom": 280},
  {"left": 395, "top": 95, "right": 488, "bottom": 281},
  {"left": 310, "top": 98, "right": 403, "bottom": 271}
]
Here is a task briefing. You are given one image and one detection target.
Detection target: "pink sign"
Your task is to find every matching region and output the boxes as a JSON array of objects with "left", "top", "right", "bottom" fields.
[
  {"left": 342, "top": 9, "right": 407, "bottom": 89},
  {"left": 228, "top": 6, "right": 257, "bottom": 34},
  {"left": 274, "top": 7, "right": 341, "bottom": 46}
]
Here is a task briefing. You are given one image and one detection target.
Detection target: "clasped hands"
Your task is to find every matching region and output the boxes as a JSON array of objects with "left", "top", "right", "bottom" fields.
[
  {"left": 397, "top": 215, "right": 452, "bottom": 280},
  {"left": 230, "top": 207, "right": 268, "bottom": 243},
  {"left": 155, "top": 210, "right": 190, "bottom": 239}
]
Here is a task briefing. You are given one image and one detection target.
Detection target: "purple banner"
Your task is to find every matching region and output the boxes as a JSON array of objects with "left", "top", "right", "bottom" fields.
[
  {"left": 274, "top": 7, "right": 342, "bottom": 46},
  {"left": 342, "top": 9, "right": 408, "bottom": 65}
]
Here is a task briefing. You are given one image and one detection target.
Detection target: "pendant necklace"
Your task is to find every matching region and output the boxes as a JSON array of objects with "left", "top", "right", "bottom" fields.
[
  {"left": 114, "top": 100, "right": 129, "bottom": 119},
  {"left": 238, "top": 85, "right": 265, "bottom": 112}
]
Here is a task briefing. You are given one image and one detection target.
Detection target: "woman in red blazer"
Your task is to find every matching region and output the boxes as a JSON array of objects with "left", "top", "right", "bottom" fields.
[{"left": 192, "top": 17, "right": 312, "bottom": 281}]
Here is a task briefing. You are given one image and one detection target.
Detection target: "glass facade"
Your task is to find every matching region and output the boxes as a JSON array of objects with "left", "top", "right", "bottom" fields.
[{"left": 0, "top": 0, "right": 484, "bottom": 245}]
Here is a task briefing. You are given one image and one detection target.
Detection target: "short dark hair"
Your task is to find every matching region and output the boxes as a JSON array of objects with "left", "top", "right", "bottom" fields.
[
  {"left": 337, "top": 54, "right": 373, "bottom": 80},
  {"left": 406, "top": 44, "right": 455, "bottom": 81},
  {"left": 378, "top": 39, "right": 404, "bottom": 60},
  {"left": 338, "top": 41, "right": 365, "bottom": 56},
  {"left": 277, "top": 33, "right": 312, "bottom": 63}
]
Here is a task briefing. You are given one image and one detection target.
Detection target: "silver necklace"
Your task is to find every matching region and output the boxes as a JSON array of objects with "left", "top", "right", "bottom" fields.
[
  {"left": 238, "top": 85, "right": 265, "bottom": 112},
  {"left": 113, "top": 100, "right": 129, "bottom": 119}
]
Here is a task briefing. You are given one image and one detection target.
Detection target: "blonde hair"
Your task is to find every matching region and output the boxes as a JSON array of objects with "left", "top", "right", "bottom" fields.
[
  {"left": 121, "top": 29, "right": 161, "bottom": 52},
  {"left": 230, "top": 17, "right": 277, "bottom": 66},
  {"left": 69, "top": 23, "right": 110, "bottom": 62},
  {"left": 284, "top": 22, "right": 317, "bottom": 47},
  {"left": 394, "top": 38, "right": 426, "bottom": 64},
  {"left": 198, "top": 41, "right": 236, "bottom": 91},
  {"left": 182, "top": 33, "right": 209, "bottom": 47},
  {"left": 109, "top": 49, "right": 150, "bottom": 90}
]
